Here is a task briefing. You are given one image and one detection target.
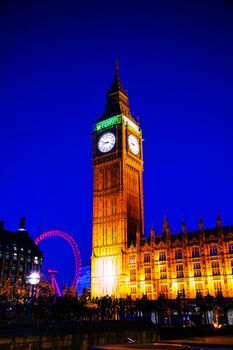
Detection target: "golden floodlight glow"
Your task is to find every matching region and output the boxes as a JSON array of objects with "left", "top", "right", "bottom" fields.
[{"left": 97, "top": 257, "right": 116, "bottom": 295}]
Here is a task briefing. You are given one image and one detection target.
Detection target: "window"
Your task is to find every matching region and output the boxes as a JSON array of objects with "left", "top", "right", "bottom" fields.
[
  {"left": 131, "top": 287, "right": 136, "bottom": 299},
  {"left": 144, "top": 254, "right": 150, "bottom": 263},
  {"left": 160, "top": 285, "right": 168, "bottom": 293},
  {"left": 196, "top": 282, "right": 203, "bottom": 292},
  {"left": 229, "top": 244, "right": 233, "bottom": 254},
  {"left": 5, "top": 253, "right": 10, "bottom": 260},
  {"left": 160, "top": 266, "right": 167, "bottom": 279},
  {"left": 176, "top": 264, "right": 184, "bottom": 278},
  {"left": 130, "top": 269, "right": 136, "bottom": 282},
  {"left": 177, "top": 286, "right": 185, "bottom": 298},
  {"left": 13, "top": 253, "right": 17, "bottom": 261},
  {"left": 210, "top": 246, "right": 218, "bottom": 256},
  {"left": 214, "top": 281, "right": 222, "bottom": 293},
  {"left": 175, "top": 249, "right": 182, "bottom": 259},
  {"left": 129, "top": 255, "right": 136, "bottom": 264},
  {"left": 159, "top": 251, "right": 166, "bottom": 261},
  {"left": 212, "top": 261, "right": 220, "bottom": 275},
  {"left": 146, "top": 285, "right": 152, "bottom": 299},
  {"left": 160, "top": 285, "right": 168, "bottom": 298},
  {"left": 145, "top": 267, "right": 151, "bottom": 280},
  {"left": 193, "top": 263, "right": 201, "bottom": 277},
  {"left": 192, "top": 247, "right": 200, "bottom": 258}
]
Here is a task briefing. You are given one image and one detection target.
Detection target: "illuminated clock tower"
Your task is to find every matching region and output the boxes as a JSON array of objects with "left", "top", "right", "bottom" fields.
[{"left": 91, "top": 64, "right": 144, "bottom": 298}]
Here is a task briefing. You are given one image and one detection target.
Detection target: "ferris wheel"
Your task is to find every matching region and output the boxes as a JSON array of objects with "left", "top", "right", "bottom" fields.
[{"left": 34, "top": 230, "right": 82, "bottom": 289}]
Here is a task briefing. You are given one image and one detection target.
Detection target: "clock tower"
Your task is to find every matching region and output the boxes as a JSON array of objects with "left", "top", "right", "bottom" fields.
[{"left": 91, "top": 64, "right": 144, "bottom": 298}]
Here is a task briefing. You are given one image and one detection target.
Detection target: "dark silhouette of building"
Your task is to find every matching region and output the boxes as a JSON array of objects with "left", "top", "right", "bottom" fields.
[{"left": 0, "top": 217, "right": 42, "bottom": 296}]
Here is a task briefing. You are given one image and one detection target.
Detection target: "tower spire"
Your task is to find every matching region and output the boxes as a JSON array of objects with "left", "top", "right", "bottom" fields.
[
  {"left": 108, "top": 60, "right": 126, "bottom": 95},
  {"left": 100, "top": 62, "right": 134, "bottom": 121},
  {"left": 182, "top": 218, "right": 187, "bottom": 234},
  {"left": 163, "top": 214, "right": 169, "bottom": 231},
  {"left": 115, "top": 58, "right": 119, "bottom": 71}
]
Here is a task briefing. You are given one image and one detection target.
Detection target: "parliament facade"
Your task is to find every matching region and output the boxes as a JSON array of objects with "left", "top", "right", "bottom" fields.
[{"left": 91, "top": 65, "right": 233, "bottom": 300}]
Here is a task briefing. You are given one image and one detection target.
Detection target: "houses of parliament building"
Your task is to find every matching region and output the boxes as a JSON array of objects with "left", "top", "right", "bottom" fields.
[{"left": 91, "top": 64, "right": 233, "bottom": 300}]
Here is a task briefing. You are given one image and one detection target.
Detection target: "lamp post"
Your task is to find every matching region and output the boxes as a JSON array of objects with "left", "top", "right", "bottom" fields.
[{"left": 27, "top": 272, "right": 40, "bottom": 322}]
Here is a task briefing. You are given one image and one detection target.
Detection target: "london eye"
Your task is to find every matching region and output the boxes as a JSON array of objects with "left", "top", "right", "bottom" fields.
[{"left": 34, "top": 230, "right": 82, "bottom": 289}]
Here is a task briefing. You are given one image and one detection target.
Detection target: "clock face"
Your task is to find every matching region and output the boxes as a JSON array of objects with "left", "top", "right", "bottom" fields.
[
  {"left": 98, "top": 132, "right": 116, "bottom": 153},
  {"left": 128, "top": 134, "right": 139, "bottom": 155}
]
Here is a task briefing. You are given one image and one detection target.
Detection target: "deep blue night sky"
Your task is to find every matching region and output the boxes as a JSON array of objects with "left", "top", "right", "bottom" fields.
[{"left": 0, "top": 0, "right": 233, "bottom": 289}]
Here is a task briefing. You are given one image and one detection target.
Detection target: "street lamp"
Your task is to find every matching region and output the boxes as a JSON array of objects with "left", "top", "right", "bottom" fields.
[
  {"left": 28, "top": 272, "right": 40, "bottom": 286},
  {"left": 27, "top": 272, "right": 40, "bottom": 321}
]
